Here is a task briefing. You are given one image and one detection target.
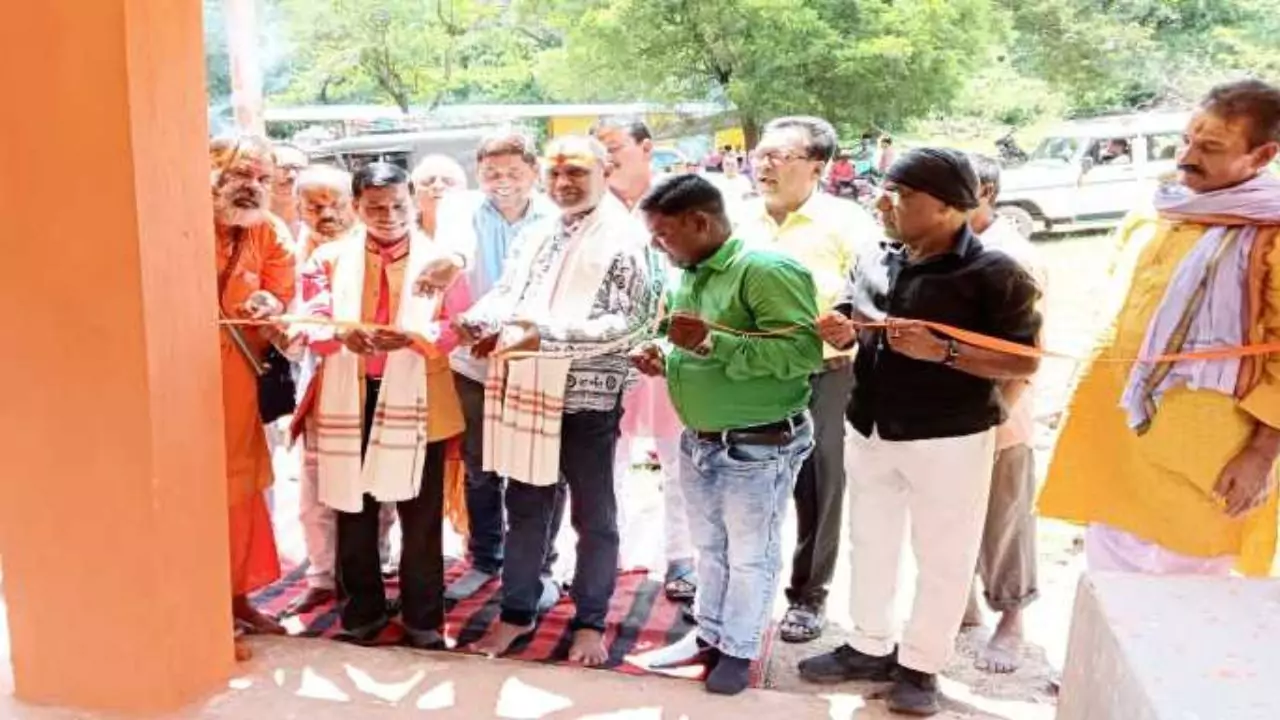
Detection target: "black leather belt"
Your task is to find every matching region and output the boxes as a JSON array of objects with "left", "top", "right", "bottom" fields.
[{"left": 694, "top": 412, "right": 808, "bottom": 446}]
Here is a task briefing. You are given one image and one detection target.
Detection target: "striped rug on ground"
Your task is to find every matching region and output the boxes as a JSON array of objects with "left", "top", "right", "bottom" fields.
[{"left": 250, "top": 560, "right": 773, "bottom": 688}]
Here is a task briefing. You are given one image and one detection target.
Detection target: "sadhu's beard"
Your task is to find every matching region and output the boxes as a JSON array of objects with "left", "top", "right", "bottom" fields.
[{"left": 214, "top": 185, "right": 268, "bottom": 228}]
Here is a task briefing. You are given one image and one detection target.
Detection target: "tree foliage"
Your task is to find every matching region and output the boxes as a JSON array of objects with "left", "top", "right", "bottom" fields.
[
  {"left": 1004, "top": 0, "right": 1280, "bottom": 115},
  {"left": 275, "top": 0, "right": 556, "bottom": 110},
  {"left": 204, "top": 0, "right": 1280, "bottom": 140},
  {"left": 532, "top": 0, "right": 1001, "bottom": 142},
  {"left": 205, "top": 0, "right": 293, "bottom": 134}
]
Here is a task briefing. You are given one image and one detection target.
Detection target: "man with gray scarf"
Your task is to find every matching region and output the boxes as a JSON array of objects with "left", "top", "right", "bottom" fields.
[{"left": 797, "top": 149, "right": 1042, "bottom": 716}]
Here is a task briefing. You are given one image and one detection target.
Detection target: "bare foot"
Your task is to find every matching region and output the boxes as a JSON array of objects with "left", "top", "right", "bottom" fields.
[
  {"left": 472, "top": 622, "right": 534, "bottom": 658},
  {"left": 234, "top": 638, "right": 253, "bottom": 662},
  {"left": 961, "top": 585, "right": 984, "bottom": 629},
  {"left": 976, "top": 609, "right": 1023, "bottom": 674},
  {"left": 232, "top": 595, "right": 286, "bottom": 635},
  {"left": 282, "top": 587, "right": 336, "bottom": 617},
  {"left": 568, "top": 628, "right": 608, "bottom": 667}
]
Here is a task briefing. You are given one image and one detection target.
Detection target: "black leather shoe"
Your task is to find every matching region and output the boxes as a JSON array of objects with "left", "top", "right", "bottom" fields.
[
  {"left": 889, "top": 665, "right": 941, "bottom": 716},
  {"left": 335, "top": 617, "right": 390, "bottom": 647},
  {"left": 403, "top": 627, "right": 448, "bottom": 651},
  {"left": 798, "top": 644, "right": 896, "bottom": 684}
]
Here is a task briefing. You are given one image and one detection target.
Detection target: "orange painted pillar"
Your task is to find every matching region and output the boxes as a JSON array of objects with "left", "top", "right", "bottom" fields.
[{"left": 0, "top": 0, "right": 234, "bottom": 713}]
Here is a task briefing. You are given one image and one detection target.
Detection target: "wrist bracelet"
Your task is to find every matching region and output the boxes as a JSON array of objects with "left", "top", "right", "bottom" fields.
[{"left": 942, "top": 338, "right": 960, "bottom": 366}]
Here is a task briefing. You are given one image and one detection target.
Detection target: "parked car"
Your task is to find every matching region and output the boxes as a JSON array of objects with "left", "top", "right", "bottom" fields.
[
  {"left": 306, "top": 127, "right": 496, "bottom": 182},
  {"left": 651, "top": 147, "right": 689, "bottom": 174},
  {"left": 996, "top": 112, "right": 1190, "bottom": 237}
]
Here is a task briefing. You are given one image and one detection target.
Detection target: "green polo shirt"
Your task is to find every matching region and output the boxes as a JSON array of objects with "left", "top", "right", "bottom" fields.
[{"left": 664, "top": 236, "right": 823, "bottom": 432}]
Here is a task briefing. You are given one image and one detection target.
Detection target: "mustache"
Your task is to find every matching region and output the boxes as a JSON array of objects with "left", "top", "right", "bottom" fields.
[
  {"left": 229, "top": 188, "right": 263, "bottom": 207},
  {"left": 1178, "top": 164, "right": 1204, "bottom": 176}
]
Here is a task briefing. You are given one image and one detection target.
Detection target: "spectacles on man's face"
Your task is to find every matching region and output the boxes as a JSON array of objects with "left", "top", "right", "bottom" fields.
[{"left": 749, "top": 149, "right": 814, "bottom": 166}]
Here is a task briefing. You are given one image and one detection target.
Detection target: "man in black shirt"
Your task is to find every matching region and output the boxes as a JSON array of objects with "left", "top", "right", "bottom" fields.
[{"left": 797, "top": 148, "right": 1041, "bottom": 717}]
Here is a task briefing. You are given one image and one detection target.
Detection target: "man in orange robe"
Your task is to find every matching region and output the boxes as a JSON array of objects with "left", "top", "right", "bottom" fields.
[{"left": 210, "top": 136, "right": 297, "bottom": 653}]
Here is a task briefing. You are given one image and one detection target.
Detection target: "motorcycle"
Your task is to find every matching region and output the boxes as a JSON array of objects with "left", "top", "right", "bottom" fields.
[
  {"left": 829, "top": 176, "right": 880, "bottom": 210},
  {"left": 996, "top": 132, "right": 1028, "bottom": 167}
]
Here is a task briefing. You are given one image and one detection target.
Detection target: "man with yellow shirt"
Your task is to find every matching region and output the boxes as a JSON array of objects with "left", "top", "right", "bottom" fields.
[
  {"left": 734, "top": 116, "right": 882, "bottom": 642},
  {"left": 1039, "top": 80, "right": 1280, "bottom": 577}
]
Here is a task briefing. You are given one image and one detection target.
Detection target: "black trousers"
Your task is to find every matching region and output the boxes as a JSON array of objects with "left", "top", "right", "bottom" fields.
[
  {"left": 337, "top": 378, "right": 445, "bottom": 633},
  {"left": 454, "top": 372, "right": 565, "bottom": 577},
  {"left": 499, "top": 408, "right": 622, "bottom": 631},
  {"left": 787, "top": 363, "right": 856, "bottom": 606}
]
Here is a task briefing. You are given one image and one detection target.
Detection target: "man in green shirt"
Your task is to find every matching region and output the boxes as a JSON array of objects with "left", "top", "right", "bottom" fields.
[{"left": 631, "top": 174, "right": 822, "bottom": 695}]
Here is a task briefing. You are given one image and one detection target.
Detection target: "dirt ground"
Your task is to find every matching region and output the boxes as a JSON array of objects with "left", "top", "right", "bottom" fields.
[{"left": 260, "top": 230, "right": 1118, "bottom": 719}]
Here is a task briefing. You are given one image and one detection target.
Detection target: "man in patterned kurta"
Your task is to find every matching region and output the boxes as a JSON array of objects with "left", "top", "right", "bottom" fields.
[{"left": 459, "top": 136, "right": 655, "bottom": 665}]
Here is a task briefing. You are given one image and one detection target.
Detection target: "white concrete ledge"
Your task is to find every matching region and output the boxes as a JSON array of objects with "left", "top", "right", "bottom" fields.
[{"left": 1058, "top": 572, "right": 1280, "bottom": 720}]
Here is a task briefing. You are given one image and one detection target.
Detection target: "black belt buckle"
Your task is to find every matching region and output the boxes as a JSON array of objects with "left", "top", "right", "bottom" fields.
[{"left": 720, "top": 413, "right": 799, "bottom": 447}]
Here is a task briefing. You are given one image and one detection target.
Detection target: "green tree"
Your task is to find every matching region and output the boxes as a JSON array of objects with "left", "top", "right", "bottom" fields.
[
  {"left": 1003, "top": 0, "right": 1280, "bottom": 115},
  {"left": 204, "top": 0, "right": 294, "bottom": 133},
  {"left": 276, "top": 0, "right": 558, "bottom": 109},
  {"left": 533, "top": 0, "right": 1001, "bottom": 145}
]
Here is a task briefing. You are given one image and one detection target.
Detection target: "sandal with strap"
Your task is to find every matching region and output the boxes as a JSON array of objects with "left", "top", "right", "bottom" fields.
[
  {"left": 780, "top": 603, "right": 826, "bottom": 643},
  {"left": 664, "top": 572, "right": 697, "bottom": 602}
]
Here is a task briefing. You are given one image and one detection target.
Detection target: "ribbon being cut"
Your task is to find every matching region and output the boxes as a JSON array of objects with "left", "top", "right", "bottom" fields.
[
  {"left": 221, "top": 304, "right": 1280, "bottom": 368},
  {"left": 1121, "top": 173, "right": 1280, "bottom": 433},
  {"left": 310, "top": 231, "right": 439, "bottom": 513}
]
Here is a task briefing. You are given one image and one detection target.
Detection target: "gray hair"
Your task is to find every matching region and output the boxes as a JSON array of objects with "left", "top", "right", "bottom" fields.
[
  {"left": 968, "top": 153, "right": 1002, "bottom": 200},
  {"left": 410, "top": 154, "right": 467, "bottom": 187},
  {"left": 545, "top": 135, "right": 610, "bottom": 166},
  {"left": 294, "top": 165, "right": 353, "bottom": 198},
  {"left": 763, "top": 116, "right": 839, "bottom": 163}
]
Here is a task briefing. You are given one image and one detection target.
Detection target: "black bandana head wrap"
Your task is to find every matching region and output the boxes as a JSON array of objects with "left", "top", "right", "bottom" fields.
[{"left": 885, "top": 148, "right": 980, "bottom": 210}]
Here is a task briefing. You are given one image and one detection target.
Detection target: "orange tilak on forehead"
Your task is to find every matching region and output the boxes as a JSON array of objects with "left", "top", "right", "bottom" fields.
[{"left": 545, "top": 152, "right": 596, "bottom": 170}]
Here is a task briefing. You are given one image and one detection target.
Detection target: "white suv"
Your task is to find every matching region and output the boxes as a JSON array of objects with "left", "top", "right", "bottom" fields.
[{"left": 996, "top": 112, "right": 1189, "bottom": 236}]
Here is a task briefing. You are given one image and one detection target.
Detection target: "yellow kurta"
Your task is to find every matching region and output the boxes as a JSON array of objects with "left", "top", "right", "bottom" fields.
[{"left": 1039, "top": 210, "right": 1280, "bottom": 576}]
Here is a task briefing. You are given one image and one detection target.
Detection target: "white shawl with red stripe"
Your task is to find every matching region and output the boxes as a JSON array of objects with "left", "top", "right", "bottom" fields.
[
  {"left": 482, "top": 197, "right": 633, "bottom": 486},
  {"left": 315, "top": 232, "right": 436, "bottom": 513}
]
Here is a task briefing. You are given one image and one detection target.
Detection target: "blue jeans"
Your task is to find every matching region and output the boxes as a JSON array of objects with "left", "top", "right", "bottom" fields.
[{"left": 681, "top": 415, "right": 814, "bottom": 659}]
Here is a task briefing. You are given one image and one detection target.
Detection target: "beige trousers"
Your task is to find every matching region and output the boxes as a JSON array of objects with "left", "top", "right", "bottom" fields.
[
  {"left": 848, "top": 428, "right": 995, "bottom": 674},
  {"left": 976, "top": 444, "right": 1039, "bottom": 611}
]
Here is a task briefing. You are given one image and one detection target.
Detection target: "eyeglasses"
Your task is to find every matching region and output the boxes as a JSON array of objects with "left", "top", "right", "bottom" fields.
[{"left": 749, "top": 149, "right": 813, "bottom": 166}]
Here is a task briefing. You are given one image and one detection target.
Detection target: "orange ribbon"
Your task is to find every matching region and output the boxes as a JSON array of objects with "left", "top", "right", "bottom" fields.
[
  {"left": 855, "top": 317, "right": 1280, "bottom": 364},
  {"left": 219, "top": 316, "right": 443, "bottom": 359},
  {"left": 221, "top": 314, "right": 1280, "bottom": 365}
]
